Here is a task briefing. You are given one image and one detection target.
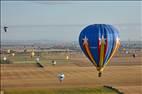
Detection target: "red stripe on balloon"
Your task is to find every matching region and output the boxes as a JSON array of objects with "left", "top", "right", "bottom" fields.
[
  {"left": 98, "top": 38, "right": 101, "bottom": 63},
  {"left": 104, "top": 39, "right": 108, "bottom": 58}
]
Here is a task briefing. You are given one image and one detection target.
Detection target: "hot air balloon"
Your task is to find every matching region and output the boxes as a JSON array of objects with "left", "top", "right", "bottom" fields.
[
  {"left": 57, "top": 72, "right": 65, "bottom": 83},
  {"left": 35, "top": 57, "right": 44, "bottom": 68},
  {"left": 7, "top": 49, "right": 10, "bottom": 54},
  {"left": 12, "top": 53, "right": 15, "bottom": 56},
  {"left": 36, "top": 57, "right": 40, "bottom": 63},
  {"left": 31, "top": 51, "right": 35, "bottom": 57},
  {"left": 31, "top": 49, "right": 35, "bottom": 58},
  {"left": 3, "top": 56, "right": 7, "bottom": 61},
  {"left": 52, "top": 60, "right": 56, "bottom": 66},
  {"left": 79, "top": 24, "right": 120, "bottom": 77},
  {"left": 66, "top": 55, "right": 69, "bottom": 60},
  {"left": 4, "top": 26, "right": 8, "bottom": 32}
]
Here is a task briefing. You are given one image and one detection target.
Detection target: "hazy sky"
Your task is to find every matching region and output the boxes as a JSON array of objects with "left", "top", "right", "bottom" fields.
[{"left": 1, "top": 1, "right": 142, "bottom": 42}]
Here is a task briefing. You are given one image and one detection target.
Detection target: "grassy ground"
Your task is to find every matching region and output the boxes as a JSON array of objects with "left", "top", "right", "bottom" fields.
[{"left": 4, "top": 87, "right": 118, "bottom": 94}]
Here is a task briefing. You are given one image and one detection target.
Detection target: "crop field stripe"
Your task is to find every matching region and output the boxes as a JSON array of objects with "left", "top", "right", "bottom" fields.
[{"left": 3, "top": 87, "right": 118, "bottom": 94}]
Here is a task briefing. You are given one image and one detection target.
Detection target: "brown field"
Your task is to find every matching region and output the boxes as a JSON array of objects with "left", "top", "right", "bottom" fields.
[{"left": 1, "top": 52, "right": 142, "bottom": 94}]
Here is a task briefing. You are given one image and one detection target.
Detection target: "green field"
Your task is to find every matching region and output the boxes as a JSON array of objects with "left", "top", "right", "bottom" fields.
[{"left": 4, "top": 87, "right": 118, "bottom": 94}]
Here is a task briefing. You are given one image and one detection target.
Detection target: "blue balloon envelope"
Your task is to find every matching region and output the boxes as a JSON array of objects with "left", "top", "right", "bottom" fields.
[{"left": 79, "top": 24, "right": 120, "bottom": 77}]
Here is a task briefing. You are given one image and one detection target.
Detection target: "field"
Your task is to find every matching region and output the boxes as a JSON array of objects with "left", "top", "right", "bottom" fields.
[
  {"left": 1, "top": 51, "right": 142, "bottom": 94},
  {"left": 1, "top": 87, "right": 118, "bottom": 94}
]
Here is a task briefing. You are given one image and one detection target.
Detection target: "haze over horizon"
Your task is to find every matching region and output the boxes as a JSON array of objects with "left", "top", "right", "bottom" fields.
[{"left": 1, "top": 1, "right": 142, "bottom": 42}]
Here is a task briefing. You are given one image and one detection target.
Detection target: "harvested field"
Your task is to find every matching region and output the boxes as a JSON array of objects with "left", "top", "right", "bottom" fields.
[{"left": 1, "top": 52, "right": 142, "bottom": 94}]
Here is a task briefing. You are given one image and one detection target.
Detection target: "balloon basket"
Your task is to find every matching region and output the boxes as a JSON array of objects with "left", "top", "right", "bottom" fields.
[{"left": 98, "top": 72, "right": 102, "bottom": 77}]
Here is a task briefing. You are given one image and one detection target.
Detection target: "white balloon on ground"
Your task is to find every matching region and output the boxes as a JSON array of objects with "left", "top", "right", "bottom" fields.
[
  {"left": 57, "top": 73, "right": 65, "bottom": 83},
  {"left": 31, "top": 51, "right": 35, "bottom": 57},
  {"left": 35, "top": 57, "right": 44, "bottom": 68},
  {"left": 52, "top": 60, "right": 56, "bottom": 66},
  {"left": 12, "top": 53, "right": 15, "bottom": 56},
  {"left": 66, "top": 56, "right": 69, "bottom": 60},
  {"left": 3, "top": 56, "right": 7, "bottom": 61},
  {"left": 7, "top": 49, "right": 10, "bottom": 54},
  {"left": 36, "top": 57, "right": 40, "bottom": 63}
]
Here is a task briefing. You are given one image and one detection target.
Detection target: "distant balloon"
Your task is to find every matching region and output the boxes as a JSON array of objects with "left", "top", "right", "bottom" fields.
[
  {"left": 52, "top": 60, "right": 56, "bottom": 66},
  {"left": 35, "top": 57, "right": 44, "bottom": 68},
  {"left": 7, "top": 49, "right": 10, "bottom": 54},
  {"left": 36, "top": 57, "right": 40, "bottom": 63},
  {"left": 4, "top": 26, "right": 8, "bottom": 32},
  {"left": 122, "top": 48, "right": 126, "bottom": 51},
  {"left": 31, "top": 51, "right": 35, "bottom": 57},
  {"left": 3, "top": 56, "right": 7, "bottom": 61},
  {"left": 57, "top": 73, "right": 65, "bottom": 83},
  {"left": 79, "top": 24, "right": 120, "bottom": 77},
  {"left": 66, "top": 56, "right": 69, "bottom": 60},
  {"left": 12, "top": 53, "right": 15, "bottom": 56}
]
